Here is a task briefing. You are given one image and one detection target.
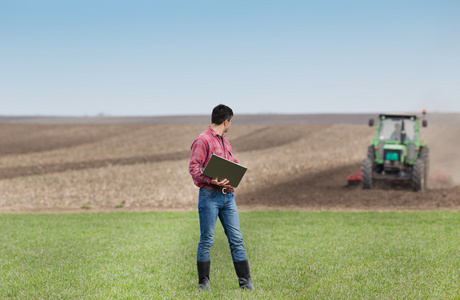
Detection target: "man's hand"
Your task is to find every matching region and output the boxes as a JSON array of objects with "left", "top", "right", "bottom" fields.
[{"left": 210, "top": 178, "right": 231, "bottom": 188}]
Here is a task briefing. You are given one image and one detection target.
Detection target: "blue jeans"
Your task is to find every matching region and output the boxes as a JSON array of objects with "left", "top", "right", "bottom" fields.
[{"left": 197, "top": 188, "right": 247, "bottom": 262}]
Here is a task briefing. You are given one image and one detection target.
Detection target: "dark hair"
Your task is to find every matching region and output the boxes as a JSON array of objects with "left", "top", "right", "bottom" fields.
[{"left": 212, "top": 104, "right": 233, "bottom": 125}]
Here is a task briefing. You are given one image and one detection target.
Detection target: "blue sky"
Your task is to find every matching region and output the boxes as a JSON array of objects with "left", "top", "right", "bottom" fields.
[{"left": 1, "top": 0, "right": 459, "bottom": 116}]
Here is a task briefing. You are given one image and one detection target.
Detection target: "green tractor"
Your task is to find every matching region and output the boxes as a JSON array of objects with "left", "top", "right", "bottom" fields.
[{"left": 362, "top": 111, "right": 429, "bottom": 191}]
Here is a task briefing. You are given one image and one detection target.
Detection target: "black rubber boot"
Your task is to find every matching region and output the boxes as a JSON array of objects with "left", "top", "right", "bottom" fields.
[
  {"left": 197, "top": 260, "right": 210, "bottom": 290},
  {"left": 233, "top": 259, "right": 254, "bottom": 290}
]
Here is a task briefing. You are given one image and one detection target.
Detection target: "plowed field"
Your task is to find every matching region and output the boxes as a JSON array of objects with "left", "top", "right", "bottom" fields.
[{"left": 0, "top": 114, "right": 459, "bottom": 213}]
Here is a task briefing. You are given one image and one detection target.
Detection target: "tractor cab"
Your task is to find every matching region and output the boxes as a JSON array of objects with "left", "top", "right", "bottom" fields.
[{"left": 376, "top": 115, "right": 417, "bottom": 142}]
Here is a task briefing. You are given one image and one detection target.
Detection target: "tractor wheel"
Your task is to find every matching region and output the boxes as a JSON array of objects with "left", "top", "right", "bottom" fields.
[
  {"left": 420, "top": 147, "right": 430, "bottom": 189},
  {"left": 362, "top": 158, "right": 373, "bottom": 189},
  {"left": 412, "top": 158, "right": 425, "bottom": 191},
  {"left": 367, "top": 145, "right": 379, "bottom": 172},
  {"left": 367, "top": 145, "right": 375, "bottom": 160}
]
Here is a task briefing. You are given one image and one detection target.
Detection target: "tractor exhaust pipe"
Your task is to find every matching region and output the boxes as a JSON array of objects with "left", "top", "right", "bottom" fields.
[
  {"left": 400, "top": 119, "right": 406, "bottom": 144},
  {"left": 422, "top": 109, "right": 428, "bottom": 127}
]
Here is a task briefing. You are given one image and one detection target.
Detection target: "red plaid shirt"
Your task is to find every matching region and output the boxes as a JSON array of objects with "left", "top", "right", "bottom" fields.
[{"left": 189, "top": 126, "right": 239, "bottom": 188}]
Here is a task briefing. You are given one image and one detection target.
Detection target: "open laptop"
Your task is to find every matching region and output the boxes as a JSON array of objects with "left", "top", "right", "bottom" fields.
[{"left": 202, "top": 154, "right": 248, "bottom": 188}]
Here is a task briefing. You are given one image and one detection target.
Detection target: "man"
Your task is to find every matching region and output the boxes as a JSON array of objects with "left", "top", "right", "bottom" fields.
[{"left": 189, "top": 104, "right": 254, "bottom": 291}]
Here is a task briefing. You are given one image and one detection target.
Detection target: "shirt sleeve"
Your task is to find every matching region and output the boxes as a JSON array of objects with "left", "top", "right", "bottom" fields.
[{"left": 189, "top": 138, "right": 212, "bottom": 185}]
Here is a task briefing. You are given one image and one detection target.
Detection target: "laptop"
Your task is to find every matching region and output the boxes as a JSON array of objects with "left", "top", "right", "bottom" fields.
[{"left": 202, "top": 154, "right": 248, "bottom": 188}]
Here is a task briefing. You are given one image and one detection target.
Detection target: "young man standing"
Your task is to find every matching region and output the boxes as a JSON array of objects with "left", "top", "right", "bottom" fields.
[{"left": 189, "top": 104, "right": 254, "bottom": 290}]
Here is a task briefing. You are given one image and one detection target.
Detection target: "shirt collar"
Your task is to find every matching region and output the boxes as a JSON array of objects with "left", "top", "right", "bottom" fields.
[{"left": 208, "top": 126, "right": 225, "bottom": 138}]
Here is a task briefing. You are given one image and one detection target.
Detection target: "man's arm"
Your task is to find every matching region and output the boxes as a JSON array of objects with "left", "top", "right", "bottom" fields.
[{"left": 189, "top": 138, "right": 212, "bottom": 185}]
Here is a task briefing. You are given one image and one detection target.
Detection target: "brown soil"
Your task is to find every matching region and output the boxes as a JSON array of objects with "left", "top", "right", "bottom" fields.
[
  {"left": 0, "top": 151, "right": 189, "bottom": 180},
  {"left": 238, "top": 163, "right": 460, "bottom": 211},
  {"left": 0, "top": 124, "right": 143, "bottom": 155},
  {"left": 0, "top": 114, "right": 459, "bottom": 213}
]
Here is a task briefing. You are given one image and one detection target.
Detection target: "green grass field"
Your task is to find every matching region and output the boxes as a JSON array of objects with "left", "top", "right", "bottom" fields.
[{"left": 1, "top": 211, "right": 459, "bottom": 299}]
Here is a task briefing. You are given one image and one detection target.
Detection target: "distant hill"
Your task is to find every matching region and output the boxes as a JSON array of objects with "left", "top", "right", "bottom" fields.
[{"left": 0, "top": 113, "right": 459, "bottom": 125}]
